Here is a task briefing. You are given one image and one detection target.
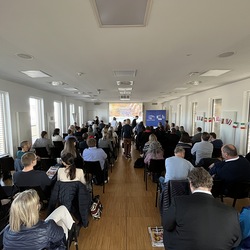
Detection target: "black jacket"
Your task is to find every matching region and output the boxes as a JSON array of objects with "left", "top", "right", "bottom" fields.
[
  {"left": 48, "top": 181, "right": 91, "bottom": 227},
  {"left": 3, "top": 220, "right": 65, "bottom": 250}
]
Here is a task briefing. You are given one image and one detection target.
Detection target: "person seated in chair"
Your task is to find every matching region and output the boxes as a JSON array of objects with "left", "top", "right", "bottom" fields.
[
  {"left": 162, "top": 167, "right": 241, "bottom": 250},
  {"left": 209, "top": 144, "right": 250, "bottom": 193},
  {"left": 58, "top": 153, "right": 86, "bottom": 185},
  {"left": 3, "top": 189, "right": 75, "bottom": 250},
  {"left": 16, "top": 140, "right": 31, "bottom": 159},
  {"left": 13, "top": 152, "right": 51, "bottom": 192},
  {"left": 32, "top": 131, "right": 54, "bottom": 156}
]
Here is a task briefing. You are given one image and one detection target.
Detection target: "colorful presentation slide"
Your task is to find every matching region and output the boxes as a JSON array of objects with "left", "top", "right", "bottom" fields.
[{"left": 146, "top": 110, "right": 166, "bottom": 127}]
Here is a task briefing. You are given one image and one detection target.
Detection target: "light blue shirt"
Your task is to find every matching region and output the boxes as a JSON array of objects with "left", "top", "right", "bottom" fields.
[
  {"left": 164, "top": 156, "right": 194, "bottom": 182},
  {"left": 82, "top": 147, "right": 107, "bottom": 170},
  {"left": 191, "top": 141, "right": 213, "bottom": 164}
]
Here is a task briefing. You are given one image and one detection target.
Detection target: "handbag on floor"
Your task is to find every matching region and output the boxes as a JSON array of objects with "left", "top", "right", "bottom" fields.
[{"left": 90, "top": 195, "right": 103, "bottom": 220}]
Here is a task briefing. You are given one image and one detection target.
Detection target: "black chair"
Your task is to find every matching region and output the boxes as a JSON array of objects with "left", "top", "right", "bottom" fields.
[
  {"left": 67, "top": 223, "right": 79, "bottom": 250},
  {"left": 211, "top": 179, "right": 224, "bottom": 202},
  {"left": 50, "top": 147, "right": 62, "bottom": 159},
  {"left": 53, "top": 141, "right": 64, "bottom": 151},
  {"left": 101, "top": 148, "right": 113, "bottom": 173},
  {"left": 145, "top": 159, "right": 165, "bottom": 207},
  {"left": 34, "top": 147, "right": 50, "bottom": 158},
  {"left": 160, "top": 179, "right": 190, "bottom": 215},
  {"left": 0, "top": 156, "right": 14, "bottom": 180},
  {"left": 84, "top": 161, "right": 106, "bottom": 197},
  {"left": 196, "top": 158, "right": 221, "bottom": 171},
  {"left": 225, "top": 181, "right": 250, "bottom": 207},
  {"left": 212, "top": 148, "right": 222, "bottom": 158}
]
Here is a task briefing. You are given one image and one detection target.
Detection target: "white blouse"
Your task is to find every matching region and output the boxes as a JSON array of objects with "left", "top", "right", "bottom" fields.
[{"left": 57, "top": 167, "right": 86, "bottom": 185}]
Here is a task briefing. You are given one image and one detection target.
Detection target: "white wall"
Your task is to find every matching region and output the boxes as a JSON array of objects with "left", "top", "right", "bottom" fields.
[
  {"left": 0, "top": 79, "right": 86, "bottom": 156},
  {"left": 164, "top": 79, "right": 250, "bottom": 154}
]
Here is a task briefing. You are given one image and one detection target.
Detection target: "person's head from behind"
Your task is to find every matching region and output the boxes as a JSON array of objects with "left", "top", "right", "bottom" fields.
[
  {"left": 149, "top": 134, "right": 157, "bottom": 142},
  {"left": 196, "top": 127, "right": 202, "bottom": 133},
  {"left": 147, "top": 141, "right": 162, "bottom": 156},
  {"left": 180, "top": 132, "right": 191, "bottom": 143},
  {"left": 126, "top": 119, "right": 131, "bottom": 125},
  {"left": 174, "top": 146, "right": 185, "bottom": 158},
  {"left": 41, "top": 131, "right": 47, "bottom": 138},
  {"left": 209, "top": 132, "right": 216, "bottom": 141},
  {"left": 179, "top": 126, "right": 185, "bottom": 132},
  {"left": 20, "top": 140, "right": 31, "bottom": 152},
  {"left": 9, "top": 189, "right": 40, "bottom": 232},
  {"left": 53, "top": 128, "right": 60, "bottom": 136},
  {"left": 188, "top": 167, "right": 213, "bottom": 193},
  {"left": 61, "top": 153, "right": 76, "bottom": 180},
  {"left": 67, "top": 129, "right": 72, "bottom": 135},
  {"left": 201, "top": 132, "right": 210, "bottom": 141},
  {"left": 87, "top": 138, "right": 96, "bottom": 147},
  {"left": 64, "top": 137, "right": 76, "bottom": 150},
  {"left": 171, "top": 128, "right": 177, "bottom": 134},
  {"left": 102, "top": 129, "right": 109, "bottom": 140},
  {"left": 82, "top": 132, "right": 88, "bottom": 141},
  {"left": 21, "top": 152, "right": 37, "bottom": 168},
  {"left": 221, "top": 144, "right": 238, "bottom": 160}
]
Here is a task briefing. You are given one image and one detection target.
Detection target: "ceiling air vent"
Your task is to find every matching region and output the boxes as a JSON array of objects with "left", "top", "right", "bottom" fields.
[
  {"left": 94, "top": 102, "right": 101, "bottom": 105},
  {"left": 120, "top": 95, "right": 130, "bottom": 100},
  {"left": 113, "top": 70, "right": 137, "bottom": 77},
  {"left": 152, "top": 103, "right": 158, "bottom": 105}
]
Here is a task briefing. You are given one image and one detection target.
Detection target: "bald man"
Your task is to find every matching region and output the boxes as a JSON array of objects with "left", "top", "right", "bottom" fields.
[{"left": 209, "top": 144, "right": 250, "bottom": 191}]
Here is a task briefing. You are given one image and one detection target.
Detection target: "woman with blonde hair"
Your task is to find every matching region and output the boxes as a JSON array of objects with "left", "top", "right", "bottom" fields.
[
  {"left": 144, "top": 141, "right": 164, "bottom": 165},
  {"left": 61, "top": 137, "right": 83, "bottom": 169},
  {"left": 3, "top": 189, "right": 74, "bottom": 249},
  {"left": 143, "top": 133, "right": 162, "bottom": 154}
]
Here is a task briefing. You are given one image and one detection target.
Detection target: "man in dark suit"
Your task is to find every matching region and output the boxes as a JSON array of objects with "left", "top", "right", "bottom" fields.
[{"left": 162, "top": 167, "right": 241, "bottom": 250}]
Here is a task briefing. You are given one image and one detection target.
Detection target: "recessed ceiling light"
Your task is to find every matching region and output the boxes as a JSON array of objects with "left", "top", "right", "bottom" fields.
[
  {"left": 50, "top": 81, "right": 65, "bottom": 86},
  {"left": 21, "top": 70, "right": 51, "bottom": 78},
  {"left": 64, "top": 87, "right": 78, "bottom": 91},
  {"left": 119, "top": 91, "right": 131, "bottom": 95},
  {"left": 113, "top": 70, "right": 137, "bottom": 77},
  {"left": 218, "top": 52, "right": 234, "bottom": 58},
  {"left": 81, "top": 94, "right": 91, "bottom": 98},
  {"left": 116, "top": 81, "right": 134, "bottom": 86},
  {"left": 186, "top": 81, "right": 202, "bottom": 86},
  {"left": 200, "top": 70, "right": 230, "bottom": 77},
  {"left": 16, "top": 53, "right": 33, "bottom": 59},
  {"left": 118, "top": 87, "right": 133, "bottom": 91}
]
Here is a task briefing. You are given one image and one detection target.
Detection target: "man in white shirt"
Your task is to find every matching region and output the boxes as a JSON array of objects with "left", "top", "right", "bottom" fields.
[{"left": 110, "top": 117, "right": 118, "bottom": 132}]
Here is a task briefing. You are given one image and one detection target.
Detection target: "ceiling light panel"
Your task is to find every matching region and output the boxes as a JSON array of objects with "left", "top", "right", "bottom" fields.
[
  {"left": 200, "top": 70, "right": 231, "bottom": 77},
  {"left": 116, "top": 81, "right": 134, "bottom": 86},
  {"left": 118, "top": 87, "right": 133, "bottom": 91},
  {"left": 113, "top": 70, "right": 137, "bottom": 77},
  {"left": 21, "top": 70, "right": 51, "bottom": 78},
  {"left": 64, "top": 87, "right": 78, "bottom": 91},
  {"left": 92, "top": 0, "right": 151, "bottom": 27}
]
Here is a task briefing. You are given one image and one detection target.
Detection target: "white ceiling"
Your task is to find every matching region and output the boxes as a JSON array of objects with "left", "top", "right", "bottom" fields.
[{"left": 1, "top": 0, "right": 250, "bottom": 103}]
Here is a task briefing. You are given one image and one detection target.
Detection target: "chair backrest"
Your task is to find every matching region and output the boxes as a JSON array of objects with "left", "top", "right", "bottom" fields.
[
  {"left": 101, "top": 148, "right": 111, "bottom": 162},
  {"left": 211, "top": 179, "right": 224, "bottom": 198},
  {"left": 0, "top": 156, "right": 14, "bottom": 179},
  {"left": 226, "top": 181, "right": 250, "bottom": 199},
  {"left": 148, "top": 159, "right": 165, "bottom": 174},
  {"left": 34, "top": 147, "right": 49, "bottom": 158},
  {"left": 15, "top": 185, "right": 48, "bottom": 201},
  {"left": 53, "top": 141, "right": 64, "bottom": 150},
  {"left": 212, "top": 148, "right": 222, "bottom": 158},
  {"left": 197, "top": 158, "right": 221, "bottom": 171},
  {"left": 84, "top": 161, "right": 104, "bottom": 185}
]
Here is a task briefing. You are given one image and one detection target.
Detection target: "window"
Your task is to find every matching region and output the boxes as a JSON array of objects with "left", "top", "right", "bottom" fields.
[
  {"left": 0, "top": 91, "right": 12, "bottom": 155},
  {"left": 69, "top": 103, "right": 75, "bottom": 125},
  {"left": 211, "top": 99, "right": 222, "bottom": 137},
  {"left": 78, "top": 106, "right": 83, "bottom": 126},
  {"left": 29, "top": 97, "right": 44, "bottom": 144},
  {"left": 54, "top": 101, "right": 63, "bottom": 131},
  {"left": 191, "top": 102, "right": 197, "bottom": 136},
  {"left": 177, "top": 104, "right": 182, "bottom": 126}
]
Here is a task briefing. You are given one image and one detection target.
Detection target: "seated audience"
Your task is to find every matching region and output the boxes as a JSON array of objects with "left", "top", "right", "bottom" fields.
[
  {"left": 143, "top": 134, "right": 162, "bottom": 155},
  {"left": 176, "top": 132, "right": 192, "bottom": 161},
  {"left": 144, "top": 141, "right": 164, "bottom": 165},
  {"left": 16, "top": 140, "right": 31, "bottom": 159},
  {"left": 162, "top": 167, "right": 241, "bottom": 250},
  {"left": 32, "top": 131, "right": 53, "bottom": 155},
  {"left": 79, "top": 132, "right": 89, "bottom": 154},
  {"left": 209, "top": 144, "right": 250, "bottom": 192},
  {"left": 82, "top": 138, "right": 107, "bottom": 171},
  {"left": 191, "top": 127, "right": 202, "bottom": 144},
  {"left": 13, "top": 152, "right": 51, "bottom": 191},
  {"left": 163, "top": 128, "right": 180, "bottom": 158},
  {"left": 108, "top": 126, "right": 118, "bottom": 148},
  {"left": 64, "top": 129, "right": 77, "bottom": 142},
  {"left": 140, "top": 126, "right": 152, "bottom": 153},
  {"left": 98, "top": 120, "right": 105, "bottom": 131},
  {"left": 74, "top": 126, "right": 83, "bottom": 141},
  {"left": 175, "top": 126, "right": 181, "bottom": 138},
  {"left": 61, "top": 137, "right": 83, "bottom": 169},
  {"left": 52, "top": 128, "right": 64, "bottom": 142},
  {"left": 98, "top": 129, "right": 113, "bottom": 153},
  {"left": 191, "top": 132, "right": 213, "bottom": 165},
  {"left": 209, "top": 132, "right": 223, "bottom": 157},
  {"left": 58, "top": 153, "right": 86, "bottom": 185},
  {"left": 3, "top": 189, "right": 74, "bottom": 249},
  {"left": 160, "top": 146, "right": 194, "bottom": 185}
]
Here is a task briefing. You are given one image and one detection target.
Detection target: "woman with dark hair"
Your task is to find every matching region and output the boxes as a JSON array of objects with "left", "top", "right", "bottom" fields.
[
  {"left": 58, "top": 153, "right": 86, "bottom": 184},
  {"left": 52, "top": 128, "right": 63, "bottom": 142}
]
